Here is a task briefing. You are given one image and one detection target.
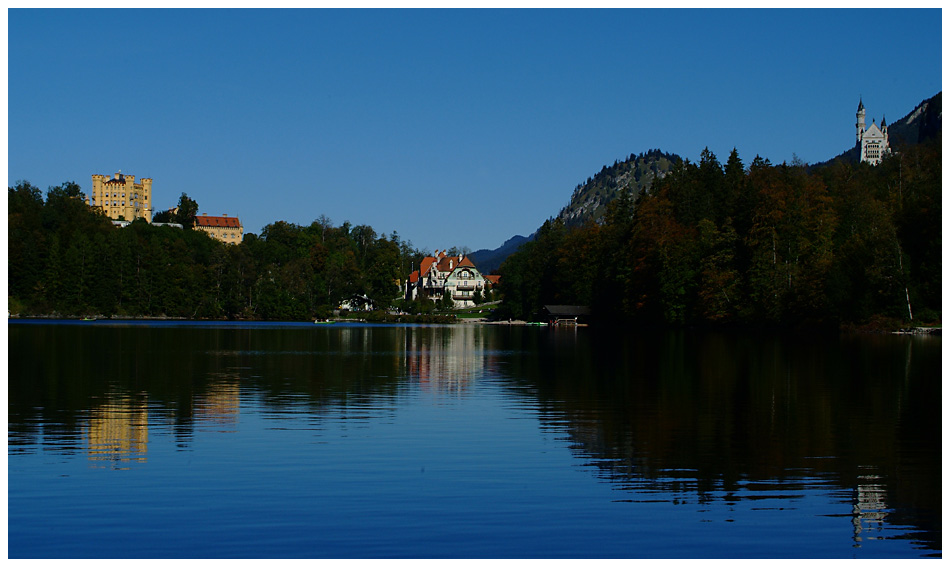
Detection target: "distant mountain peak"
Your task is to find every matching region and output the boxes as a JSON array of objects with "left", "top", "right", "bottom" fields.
[{"left": 469, "top": 234, "right": 533, "bottom": 274}]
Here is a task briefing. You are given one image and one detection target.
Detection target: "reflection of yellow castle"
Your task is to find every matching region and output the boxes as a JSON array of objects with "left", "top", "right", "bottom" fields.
[
  {"left": 86, "top": 172, "right": 153, "bottom": 222},
  {"left": 85, "top": 393, "right": 149, "bottom": 468}
]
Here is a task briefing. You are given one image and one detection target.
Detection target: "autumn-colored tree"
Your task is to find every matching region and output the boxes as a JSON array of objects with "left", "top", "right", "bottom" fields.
[{"left": 499, "top": 144, "right": 938, "bottom": 328}]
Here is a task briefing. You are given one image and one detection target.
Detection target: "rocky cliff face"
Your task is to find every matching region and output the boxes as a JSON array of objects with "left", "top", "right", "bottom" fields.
[
  {"left": 470, "top": 149, "right": 682, "bottom": 274},
  {"left": 889, "top": 91, "right": 941, "bottom": 146},
  {"left": 556, "top": 149, "right": 681, "bottom": 227}
]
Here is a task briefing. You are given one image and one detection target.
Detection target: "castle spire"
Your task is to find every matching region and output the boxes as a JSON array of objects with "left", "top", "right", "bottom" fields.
[{"left": 856, "top": 97, "right": 867, "bottom": 145}]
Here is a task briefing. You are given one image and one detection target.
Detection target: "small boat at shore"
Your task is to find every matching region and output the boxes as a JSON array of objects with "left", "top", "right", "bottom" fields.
[{"left": 313, "top": 319, "right": 335, "bottom": 324}]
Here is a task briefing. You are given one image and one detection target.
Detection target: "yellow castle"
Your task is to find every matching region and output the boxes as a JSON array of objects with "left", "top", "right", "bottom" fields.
[{"left": 86, "top": 171, "right": 153, "bottom": 222}]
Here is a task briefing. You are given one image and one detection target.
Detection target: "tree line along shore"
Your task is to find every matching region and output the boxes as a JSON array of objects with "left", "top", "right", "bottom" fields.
[{"left": 8, "top": 138, "right": 940, "bottom": 331}]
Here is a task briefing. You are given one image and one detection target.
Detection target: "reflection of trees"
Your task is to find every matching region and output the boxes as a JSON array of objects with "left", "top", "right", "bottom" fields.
[
  {"left": 10, "top": 323, "right": 504, "bottom": 457},
  {"left": 234, "top": 326, "right": 408, "bottom": 415},
  {"left": 9, "top": 323, "right": 501, "bottom": 450},
  {"left": 9, "top": 323, "right": 940, "bottom": 553},
  {"left": 9, "top": 324, "right": 416, "bottom": 448},
  {"left": 503, "top": 329, "right": 941, "bottom": 554}
]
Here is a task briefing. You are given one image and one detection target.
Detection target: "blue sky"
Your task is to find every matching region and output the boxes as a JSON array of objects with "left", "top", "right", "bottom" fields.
[{"left": 7, "top": 9, "right": 943, "bottom": 253}]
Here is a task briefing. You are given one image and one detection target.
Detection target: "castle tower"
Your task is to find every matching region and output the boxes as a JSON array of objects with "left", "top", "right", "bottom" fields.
[{"left": 856, "top": 98, "right": 866, "bottom": 145}]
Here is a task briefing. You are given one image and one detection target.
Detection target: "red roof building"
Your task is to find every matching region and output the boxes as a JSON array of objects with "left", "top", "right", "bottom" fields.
[
  {"left": 194, "top": 213, "right": 244, "bottom": 244},
  {"left": 406, "top": 250, "right": 489, "bottom": 308}
]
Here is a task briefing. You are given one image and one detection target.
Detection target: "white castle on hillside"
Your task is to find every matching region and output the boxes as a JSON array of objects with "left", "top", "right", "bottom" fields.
[{"left": 856, "top": 98, "right": 890, "bottom": 165}]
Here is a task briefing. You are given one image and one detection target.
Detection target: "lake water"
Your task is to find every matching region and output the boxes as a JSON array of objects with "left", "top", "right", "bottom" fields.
[{"left": 7, "top": 320, "right": 942, "bottom": 558}]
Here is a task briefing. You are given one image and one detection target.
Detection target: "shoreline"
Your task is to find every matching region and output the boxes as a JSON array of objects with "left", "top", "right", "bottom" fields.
[{"left": 7, "top": 313, "right": 939, "bottom": 335}]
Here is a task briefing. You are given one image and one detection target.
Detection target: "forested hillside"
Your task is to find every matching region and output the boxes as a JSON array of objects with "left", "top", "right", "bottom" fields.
[
  {"left": 470, "top": 149, "right": 682, "bottom": 274},
  {"left": 499, "top": 138, "right": 941, "bottom": 329},
  {"left": 557, "top": 149, "right": 682, "bottom": 227},
  {"left": 8, "top": 182, "right": 427, "bottom": 320},
  {"left": 814, "top": 92, "right": 942, "bottom": 167},
  {"left": 9, "top": 94, "right": 941, "bottom": 328}
]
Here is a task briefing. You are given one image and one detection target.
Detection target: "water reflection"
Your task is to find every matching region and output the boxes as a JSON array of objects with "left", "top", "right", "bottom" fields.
[
  {"left": 404, "top": 325, "right": 499, "bottom": 394},
  {"left": 8, "top": 321, "right": 942, "bottom": 557},
  {"left": 853, "top": 469, "right": 888, "bottom": 545},
  {"left": 498, "top": 328, "right": 941, "bottom": 554},
  {"left": 195, "top": 376, "right": 240, "bottom": 430},
  {"left": 85, "top": 390, "right": 149, "bottom": 469}
]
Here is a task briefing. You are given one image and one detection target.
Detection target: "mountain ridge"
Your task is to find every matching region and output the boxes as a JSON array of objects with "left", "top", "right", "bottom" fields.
[
  {"left": 470, "top": 149, "right": 682, "bottom": 273},
  {"left": 470, "top": 91, "right": 941, "bottom": 275},
  {"left": 469, "top": 233, "right": 532, "bottom": 274}
]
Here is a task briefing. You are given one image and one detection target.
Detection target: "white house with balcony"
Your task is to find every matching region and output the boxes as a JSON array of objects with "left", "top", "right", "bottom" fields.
[{"left": 406, "top": 250, "right": 488, "bottom": 308}]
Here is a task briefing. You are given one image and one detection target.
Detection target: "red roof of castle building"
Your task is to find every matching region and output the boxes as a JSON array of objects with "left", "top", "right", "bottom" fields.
[
  {"left": 195, "top": 215, "right": 242, "bottom": 228},
  {"left": 408, "top": 271, "right": 420, "bottom": 283}
]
